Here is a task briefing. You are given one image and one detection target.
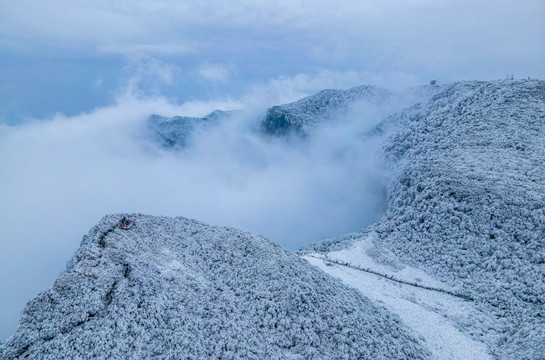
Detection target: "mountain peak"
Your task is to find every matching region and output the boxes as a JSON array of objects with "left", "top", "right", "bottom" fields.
[{"left": 2, "top": 214, "right": 429, "bottom": 359}]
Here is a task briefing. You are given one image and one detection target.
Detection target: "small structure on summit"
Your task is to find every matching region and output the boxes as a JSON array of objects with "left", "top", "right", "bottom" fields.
[{"left": 119, "top": 217, "right": 133, "bottom": 229}]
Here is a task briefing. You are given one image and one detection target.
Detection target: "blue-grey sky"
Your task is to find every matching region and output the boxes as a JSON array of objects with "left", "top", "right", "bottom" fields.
[
  {"left": 1, "top": 0, "right": 544, "bottom": 342},
  {"left": 1, "top": 0, "right": 543, "bottom": 122}
]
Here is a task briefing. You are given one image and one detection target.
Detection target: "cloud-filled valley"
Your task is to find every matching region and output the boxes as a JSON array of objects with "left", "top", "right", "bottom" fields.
[{"left": 0, "top": 80, "right": 407, "bottom": 340}]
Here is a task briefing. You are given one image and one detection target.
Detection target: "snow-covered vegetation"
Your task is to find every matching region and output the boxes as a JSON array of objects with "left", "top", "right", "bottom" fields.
[
  {"left": 261, "top": 85, "right": 393, "bottom": 136},
  {"left": 302, "top": 251, "right": 494, "bottom": 360},
  {"left": 2, "top": 79, "right": 543, "bottom": 359},
  {"left": 306, "top": 79, "right": 545, "bottom": 360},
  {"left": 0, "top": 214, "right": 429, "bottom": 359}
]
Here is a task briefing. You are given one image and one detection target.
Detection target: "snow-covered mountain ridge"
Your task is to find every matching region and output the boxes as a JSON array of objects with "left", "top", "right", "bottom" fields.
[
  {"left": 261, "top": 85, "right": 393, "bottom": 136},
  {"left": 306, "top": 79, "right": 545, "bottom": 360},
  {"left": 0, "top": 214, "right": 429, "bottom": 359}
]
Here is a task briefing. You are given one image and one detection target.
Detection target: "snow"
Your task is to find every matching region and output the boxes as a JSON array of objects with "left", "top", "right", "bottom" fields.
[
  {"left": 146, "top": 110, "right": 234, "bottom": 149},
  {"left": 325, "top": 232, "right": 448, "bottom": 290},
  {"left": 304, "top": 79, "right": 545, "bottom": 360},
  {"left": 302, "top": 235, "right": 496, "bottom": 360},
  {"left": 304, "top": 256, "right": 493, "bottom": 360},
  {"left": 261, "top": 85, "right": 394, "bottom": 136},
  {"left": 1, "top": 214, "right": 430, "bottom": 359}
]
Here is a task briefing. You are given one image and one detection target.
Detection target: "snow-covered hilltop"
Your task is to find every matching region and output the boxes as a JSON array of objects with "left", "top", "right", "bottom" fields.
[
  {"left": 306, "top": 79, "right": 545, "bottom": 360},
  {"left": 0, "top": 214, "right": 429, "bottom": 359},
  {"left": 262, "top": 85, "right": 393, "bottom": 136}
]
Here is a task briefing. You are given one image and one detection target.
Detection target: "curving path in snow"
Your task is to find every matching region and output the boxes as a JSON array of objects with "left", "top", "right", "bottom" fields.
[{"left": 302, "top": 238, "right": 495, "bottom": 360}]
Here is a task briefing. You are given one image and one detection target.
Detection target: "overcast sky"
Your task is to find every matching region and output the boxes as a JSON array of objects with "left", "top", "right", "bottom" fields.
[
  {"left": 1, "top": 0, "right": 544, "bottom": 122},
  {"left": 1, "top": 0, "right": 544, "bottom": 342}
]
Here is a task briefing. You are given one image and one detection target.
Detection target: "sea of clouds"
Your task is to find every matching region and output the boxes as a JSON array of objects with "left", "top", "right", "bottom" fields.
[{"left": 0, "top": 71, "right": 411, "bottom": 341}]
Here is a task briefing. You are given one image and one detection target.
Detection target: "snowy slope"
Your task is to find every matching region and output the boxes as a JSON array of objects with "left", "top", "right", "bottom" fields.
[
  {"left": 1, "top": 214, "right": 429, "bottom": 360},
  {"left": 302, "top": 249, "right": 494, "bottom": 360},
  {"left": 305, "top": 79, "right": 545, "bottom": 360},
  {"left": 262, "top": 85, "right": 393, "bottom": 136}
]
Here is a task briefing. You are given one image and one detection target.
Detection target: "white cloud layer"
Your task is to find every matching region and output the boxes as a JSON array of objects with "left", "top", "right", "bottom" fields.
[{"left": 0, "top": 71, "right": 411, "bottom": 340}]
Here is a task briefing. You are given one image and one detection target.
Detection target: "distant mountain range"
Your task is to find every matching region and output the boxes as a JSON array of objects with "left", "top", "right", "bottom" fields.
[
  {"left": 2, "top": 79, "right": 544, "bottom": 359},
  {"left": 261, "top": 85, "right": 393, "bottom": 136},
  {"left": 144, "top": 84, "right": 411, "bottom": 148}
]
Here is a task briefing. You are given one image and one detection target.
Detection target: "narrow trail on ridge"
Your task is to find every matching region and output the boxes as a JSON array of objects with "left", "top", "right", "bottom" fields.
[{"left": 303, "top": 254, "right": 495, "bottom": 360}]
